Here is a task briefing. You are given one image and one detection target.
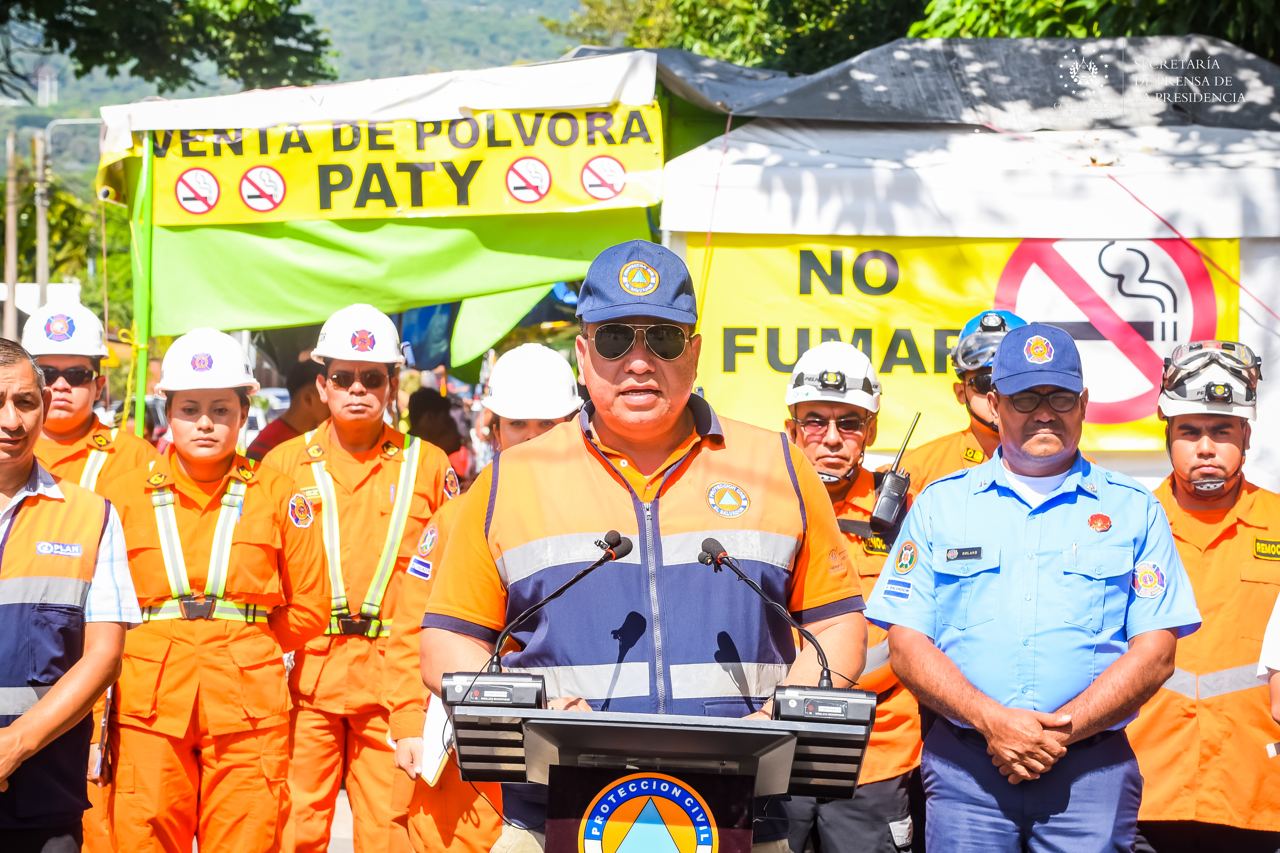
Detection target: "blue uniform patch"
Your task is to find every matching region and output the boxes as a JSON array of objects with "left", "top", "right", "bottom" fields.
[
  {"left": 884, "top": 578, "right": 912, "bottom": 600},
  {"left": 407, "top": 556, "right": 432, "bottom": 580}
]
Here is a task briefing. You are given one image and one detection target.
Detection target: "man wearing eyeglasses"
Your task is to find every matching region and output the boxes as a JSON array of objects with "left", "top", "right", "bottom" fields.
[
  {"left": 1125, "top": 340, "right": 1280, "bottom": 853},
  {"left": 261, "top": 303, "right": 457, "bottom": 853},
  {"left": 896, "top": 310, "right": 1026, "bottom": 498},
  {"left": 780, "top": 342, "right": 920, "bottom": 853},
  {"left": 865, "top": 322, "right": 1201, "bottom": 852},
  {"left": 422, "top": 240, "right": 867, "bottom": 853},
  {"left": 22, "top": 301, "right": 157, "bottom": 853}
]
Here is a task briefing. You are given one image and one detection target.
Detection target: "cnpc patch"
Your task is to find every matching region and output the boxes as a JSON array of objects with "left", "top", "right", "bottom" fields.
[
  {"left": 579, "top": 771, "right": 717, "bottom": 853},
  {"left": 706, "top": 481, "right": 749, "bottom": 518}
]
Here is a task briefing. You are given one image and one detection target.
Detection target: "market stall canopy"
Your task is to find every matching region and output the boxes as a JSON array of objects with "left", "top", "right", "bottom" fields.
[
  {"left": 98, "top": 52, "right": 662, "bottom": 337},
  {"left": 576, "top": 36, "right": 1280, "bottom": 132},
  {"left": 662, "top": 121, "right": 1280, "bottom": 238}
]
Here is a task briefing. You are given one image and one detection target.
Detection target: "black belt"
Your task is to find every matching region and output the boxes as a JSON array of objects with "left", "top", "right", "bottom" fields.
[{"left": 941, "top": 718, "right": 1122, "bottom": 750}]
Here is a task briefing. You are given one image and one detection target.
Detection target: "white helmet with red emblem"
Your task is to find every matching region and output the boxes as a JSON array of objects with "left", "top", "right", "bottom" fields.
[
  {"left": 311, "top": 303, "right": 405, "bottom": 365},
  {"left": 156, "top": 328, "right": 260, "bottom": 394}
]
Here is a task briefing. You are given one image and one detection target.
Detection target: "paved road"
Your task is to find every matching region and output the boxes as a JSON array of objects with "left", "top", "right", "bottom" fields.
[{"left": 328, "top": 789, "right": 354, "bottom": 853}]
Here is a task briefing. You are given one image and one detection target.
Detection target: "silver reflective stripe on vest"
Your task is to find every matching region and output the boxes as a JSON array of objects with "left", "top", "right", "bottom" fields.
[
  {"left": 0, "top": 576, "right": 89, "bottom": 608},
  {"left": 0, "top": 684, "right": 52, "bottom": 715},
  {"left": 1162, "top": 664, "right": 1261, "bottom": 700},
  {"left": 151, "top": 480, "right": 247, "bottom": 600},
  {"left": 506, "top": 662, "right": 651, "bottom": 702},
  {"left": 496, "top": 531, "right": 643, "bottom": 587},
  {"left": 309, "top": 433, "right": 421, "bottom": 624},
  {"left": 661, "top": 530, "right": 799, "bottom": 573},
  {"left": 669, "top": 662, "right": 789, "bottom": 700},
  {"left": 79, "top": 447, "right": 110, "bottom": 491},
  {"left": 864, "top": 640, "right": 890, "bottom": 674}
]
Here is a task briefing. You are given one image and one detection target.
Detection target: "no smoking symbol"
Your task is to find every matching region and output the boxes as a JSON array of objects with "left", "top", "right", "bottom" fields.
[
  {"left": 175, "top": 168, "right": 219, "bottom": 215},
  {"left": 581, "top": 156, "right": 626, "bottom": 201},
  {"left": 240, "top": 166, "right": 286, "bottom": 212},
  {"left": 506, "top": 157, "right": 551, "bottom": 204}
]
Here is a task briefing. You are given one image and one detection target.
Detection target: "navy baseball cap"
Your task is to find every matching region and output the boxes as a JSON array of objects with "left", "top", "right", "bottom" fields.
[
  {"left": 576, "top": 240, "right": 698, "bottom": 326},
  {"left": 992, "top": 323, "right": 1084, "bottom": 395}
]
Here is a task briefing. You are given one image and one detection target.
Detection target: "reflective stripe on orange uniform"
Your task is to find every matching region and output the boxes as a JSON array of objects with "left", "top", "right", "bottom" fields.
[
  {"left": 1127, "top": 478, "right": 1280, "bottom": 832},
  {"left": 834, "top": 469, "right": 921, "bottom": 785},
  {"left": 261, "top": 422, "right": 454, "bottom": 853},
  {"left": 895, "top": 426, "right": 989, "bottom": 498},
  {"left": 387, "top": 495, "right": 502, "bottom": 853},
  {"left": 36, "top": 421, "right": 157, "bottom": 853},
  {"left": 107, "top": 452, "right": 329, "bottom": 853}
]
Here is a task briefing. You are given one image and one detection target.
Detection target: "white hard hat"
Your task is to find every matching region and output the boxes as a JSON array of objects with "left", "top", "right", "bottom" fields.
[
  {"left": 786, "top": 342, "right": 881, "bottom": 413},
  {"left": 1158, "top": 362, "right": 1256, "bottom": 421},
  {"left": 156, "top": 328, "right": 260, "bottom": 395},
  {"left": 22, "top": 301, "right": 109, "bottom": 358},
  {"left": 482, "top": 344, "right": 581, "bottom": 420},
  {"left": 311, "top": 303, "right": 405, "bottom": 365}
]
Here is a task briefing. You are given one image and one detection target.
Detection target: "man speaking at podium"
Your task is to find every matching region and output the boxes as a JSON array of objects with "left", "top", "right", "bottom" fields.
[{"left": 422, "top": 240, "right": 868, "bottom": 853}]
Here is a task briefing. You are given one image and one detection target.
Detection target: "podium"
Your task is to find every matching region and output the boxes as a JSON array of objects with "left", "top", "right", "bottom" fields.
[{"left": 442, "top": 673, "right": 877, "bottom": 853}]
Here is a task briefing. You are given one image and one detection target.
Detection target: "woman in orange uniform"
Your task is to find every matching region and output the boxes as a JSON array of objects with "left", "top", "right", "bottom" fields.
[{"left": 106, "top": 328, "right": 329, "bottom": 852}]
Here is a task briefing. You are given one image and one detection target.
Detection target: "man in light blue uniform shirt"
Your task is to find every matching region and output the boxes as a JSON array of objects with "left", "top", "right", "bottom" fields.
[{"left": 866, "top": 323, "right": 1200, "bottom": 853}]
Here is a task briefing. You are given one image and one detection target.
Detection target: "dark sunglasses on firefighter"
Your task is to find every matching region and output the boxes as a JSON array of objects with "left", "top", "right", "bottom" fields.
[
  {"left": 40, "top": 366, "right": 98, "bottom": 388},
  {"left": 328, "top": 368, "right": 389, "bottom": 390},
  {"left": 965, "top": 371, "right": 995, "bottom": 395},
  {"left": 590, "top": 323, "right": 690, "bottom": 361}
]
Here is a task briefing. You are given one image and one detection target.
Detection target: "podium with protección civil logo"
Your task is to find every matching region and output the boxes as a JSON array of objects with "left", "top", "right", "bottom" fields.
[{"left": 441, "top": 672, "right": 876, "bottom": 853}]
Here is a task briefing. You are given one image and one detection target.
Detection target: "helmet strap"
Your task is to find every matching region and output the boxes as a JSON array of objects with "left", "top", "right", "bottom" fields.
[{"left": 965, "top": 400, "right": 999, "bottom": 435}]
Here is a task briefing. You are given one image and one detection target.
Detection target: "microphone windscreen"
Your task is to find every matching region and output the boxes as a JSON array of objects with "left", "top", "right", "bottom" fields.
[
  {"left": 611, "top": 537, "right": 634, "bottom": 560},
  {"left": 603, "top": 530, "right": 622, "bottom": 548},
  {"left": 697, "top": 551, "right": 714, "bottom": 565},
  {"left": 701, "top": 537, "right": 724, "bottom": 558}
]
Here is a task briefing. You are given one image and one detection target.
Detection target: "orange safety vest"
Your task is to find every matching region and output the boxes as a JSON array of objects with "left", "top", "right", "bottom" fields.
[
  {"left": 1127, "top": 478, "right": 1280, "bottom": 831},
  {"left": 833, "top": 469, "right": 922, "bottom": 785},
  {"left": 0, "top": 468, "right": 106, "bottom": 829}
]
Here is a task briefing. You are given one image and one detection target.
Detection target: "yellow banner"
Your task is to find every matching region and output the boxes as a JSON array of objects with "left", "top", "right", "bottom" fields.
[
  {"left": 688, "top": 234, "right": 1240, "bottom": 453},
  {"left": 144, "top": 102, "right": 663, "bottom": 226}
]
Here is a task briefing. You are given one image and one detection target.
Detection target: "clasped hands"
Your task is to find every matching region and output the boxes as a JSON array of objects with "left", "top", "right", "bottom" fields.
[{"left": 977, "top": 706, "right": 1073, "bottom": 785}]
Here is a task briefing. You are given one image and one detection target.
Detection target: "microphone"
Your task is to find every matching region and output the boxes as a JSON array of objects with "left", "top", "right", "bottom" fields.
[
  {"left": 699, "top": 537, "right": 834, "bottom": 689},
  {"left": 485, "top": 531, "right": 633, "bottom": 673}
]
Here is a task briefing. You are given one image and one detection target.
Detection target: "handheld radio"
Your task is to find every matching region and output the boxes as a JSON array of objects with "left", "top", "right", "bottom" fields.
[{"left": 871, "top": 412, "right": 920, "bottom": 533}]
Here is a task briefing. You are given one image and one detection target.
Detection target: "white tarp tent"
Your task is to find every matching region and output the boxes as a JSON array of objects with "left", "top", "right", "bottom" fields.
[{"left": 663, "top": 120, "right": 1280, "bottom": 489}]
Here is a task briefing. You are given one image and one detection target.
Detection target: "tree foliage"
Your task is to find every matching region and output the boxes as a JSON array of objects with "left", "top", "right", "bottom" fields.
[
  {"left": 0, "top": 1, "right": 335, "bottom": 101},
  {"left": 910, "top": 0, "right": 1279, "bottom": 63}
]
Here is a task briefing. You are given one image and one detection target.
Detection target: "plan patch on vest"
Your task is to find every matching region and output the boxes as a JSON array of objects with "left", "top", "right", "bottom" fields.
[
  {"left": 36, "top": 541, "right": 82, "bottom": 557},
  {"left": 1255, "top": 538, "right": 1280, "bottom": 560},
  {"left": 706, "top": 482, "right": 749, "bottom": 518}
]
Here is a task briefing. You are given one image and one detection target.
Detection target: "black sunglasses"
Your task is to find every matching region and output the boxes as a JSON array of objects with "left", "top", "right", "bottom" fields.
[
  {"left": 329, "top": 369, "right": 388, "bottom": 390},
  {"left": 590, "top": 323, "right": 689, "bottom": 361},
  {"left": 40, "top": 366, "right": 98, "bottom": 388},
  {"left": 965, "top": 372, "right": 994, "bottom": 395},
  {"left": 796, "top": 415, "right": 868, "bottom": 438},
  {"left": 1006, "top": 390, "right": 1080, "bottom": 413}
]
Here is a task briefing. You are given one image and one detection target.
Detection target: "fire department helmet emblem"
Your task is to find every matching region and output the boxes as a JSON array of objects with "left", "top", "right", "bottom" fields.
[
  {"left": 350, "top": 329, "right": 377, "bottom": 352},
  {"left": 190, "top": 352, "right": 214, "bottom": 372},
  {"left": 1023, "top": 335, "right": 1054, "bottom": 364},
  {"left": 44, "top": 314, "right": 75, "bottom": 342}
]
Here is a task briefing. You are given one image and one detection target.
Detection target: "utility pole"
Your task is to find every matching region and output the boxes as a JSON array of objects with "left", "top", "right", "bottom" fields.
[
  {"left": 34, "top": 132, "right": 48, "bottom": 307},
  {"left": 2, "top": 132, "right": 17, "bottom": 341}
]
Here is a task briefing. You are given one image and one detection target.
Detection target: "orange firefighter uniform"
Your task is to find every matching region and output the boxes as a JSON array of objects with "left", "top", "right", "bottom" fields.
[
  {"left": 106, "top": 452, "right": 329, "bottom": 853},
  {"left": 895, "top": 426, "right": 989, "bottom": 498},
  {"left": 36, "top": 422, "right": 158, "bottom": 853},
  {"left": 386, "top": 495, "right": 503, "bottom": 853},
  {"left": 1127, "top": 478, "right": 1280, "bottom": 832},
  {"left": 834, "top": 469, "right": 921, "bottom": 786},
  {"left": 262, "top": 423, "right": 454, "bottom": 853}
]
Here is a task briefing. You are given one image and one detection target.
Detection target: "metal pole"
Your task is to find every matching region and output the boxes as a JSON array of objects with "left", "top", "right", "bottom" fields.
[
  {"left": 2, "top": 132, "right": 17, "bottom": 340},
  {"left": 34, "top": 132, "right": 48, "bottom": 307}
]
